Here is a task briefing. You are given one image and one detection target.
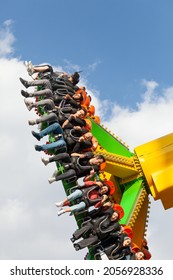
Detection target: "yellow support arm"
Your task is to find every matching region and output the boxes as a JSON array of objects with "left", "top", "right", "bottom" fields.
[{"left": 135, "top": 133, "right": 173, "bottom": 209}]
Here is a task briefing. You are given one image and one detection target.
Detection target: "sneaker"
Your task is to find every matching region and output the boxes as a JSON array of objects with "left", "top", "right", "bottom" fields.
[
  {"left": 70, "top": 237, "right": 75, "bottom": 243},
  {"left": 35, "top": 145, "right": 43, "bottom": 152},
  {"left": 57, "top": 209, "right": 65, "bottom": 216},
  {"left": 21, "top": 90, "right": 30, "bottom": 98},
  {"left": 32, "top": 131, "right": 41, "bottom": 141},
  {"left": 24, "top": 98, "right": 33, "bottom": 111},
  {"left": 27, "top": 63, "right": 34, "bottom": 76},
  {"left": 28, "top": 120, "right": 36, "bottom": 126},
  {"left": 24, "top": 61, "right": 29, "bottom": 67},
  {"left": 41, "top": 157, "right": 49, "bottom": 166},
  {"left": 48, "top": 177, "right": 56, "bottom": 184},
  {"left": 74, "top": 244, "right": 80, "bottom": 251},
  {"left": 55, "top": 201, "right": 64, "bottom": 207},
  {"left": 19, "top": 77, "right": 29, "bottom": 88},
  {"left": 24, "top": 60, "right": 32, "bottom": 67}
]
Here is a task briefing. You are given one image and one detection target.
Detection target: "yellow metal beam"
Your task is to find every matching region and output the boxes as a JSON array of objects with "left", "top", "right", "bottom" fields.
[
  {"left": 135, "top": 133, "right": 173, "bottom": 209},
  {"left": 128, "top": 190, "right": 150, "bottom": 247},
  {"left": 95, "top": 146, "right": 139, "bottom": 179}
]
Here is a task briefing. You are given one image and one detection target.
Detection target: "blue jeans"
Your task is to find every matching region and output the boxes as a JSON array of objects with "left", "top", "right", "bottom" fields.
[
  {"left": 67, "top": 189, "right": 86, "bottom": 213},
  {"left": 68, "top": 189, "right": 83, "bottom": 201},
  {"left": 70, "top": 202, "right": 86, "bottom": 213},
  {"left": 41, "top": 139, "right": 67, "bottom": 151},
  {"left": 39, "top": 123, "right": 63, "bottom": 138}
]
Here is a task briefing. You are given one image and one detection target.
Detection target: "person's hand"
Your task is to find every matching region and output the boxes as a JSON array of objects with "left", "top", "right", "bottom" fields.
[
  {"left": 73, "top": 126, "right": 81, "bottom": 130},
  {"left": 65, "top": 94, "right": 71, "bottom": 99},
  {"left": 79, "top": 154, "right": 85, "bottom": 158},
  {"left": 78, "top": 136, "right": 84, "bottom": 142},
  {"left": 96, "top": 181, "right": 103, "bottom": 187}
]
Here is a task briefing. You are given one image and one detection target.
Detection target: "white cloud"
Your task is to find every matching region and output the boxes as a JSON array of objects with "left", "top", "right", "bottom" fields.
[
  {"left": 98, "top": 80, "right": 173, "bottom": 150},
  {"left": 141, "top": 79, "right": 159, "bottom": 103},
  {"left": 88, "top": 60, "right": 101, "bottom": 71},
  {"left": 0, "top": 20, "right": 15, "bottom": 57}
]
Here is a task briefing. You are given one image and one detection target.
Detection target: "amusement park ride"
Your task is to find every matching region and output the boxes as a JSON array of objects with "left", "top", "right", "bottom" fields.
[{"left": 21, "top": 62, "right": 173, "bottom": 260}]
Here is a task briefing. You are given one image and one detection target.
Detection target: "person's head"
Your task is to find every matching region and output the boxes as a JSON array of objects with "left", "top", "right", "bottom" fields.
[
  {"left": 112, "top": 204, "right": 124, "bottom": 220},
  {"left": 100, "top": 185, "right": 110, "bottom": 195},
  {"left": 123, "top": 236, "right": 132, "bottom": 247},
  {"left": 70, "top": 72, "right": 80, "bottom": 85},
  {"left": 92, "top": 155, "right": 105, "bottom": 166},
  {"left": 135, "top": 251, "right": 144, "bottom": 260},
  {"left": 75, "top": 108, "right": 87, "bottom": 118},
  {"left": 110, "top": 211, "right": 119, "bottom": 221},
  {"left": 72, "top": 92, "right": 83, "bottom": 102},
  {"left": 103, "top": 180, "right": 115, "bottom": 196},
  {"left": 83, "top": 132, "right": 93, "bottom": 141}
]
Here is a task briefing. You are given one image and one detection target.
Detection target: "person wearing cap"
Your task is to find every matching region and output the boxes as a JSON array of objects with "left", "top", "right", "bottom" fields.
[{"left": 55, "top": 180, "right": 115, "bottom": 216}]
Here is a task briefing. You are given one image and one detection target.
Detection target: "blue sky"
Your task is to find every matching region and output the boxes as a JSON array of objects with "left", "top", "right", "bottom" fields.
[
  {"left": 2, "top": 0, "right": 173, "bottom": 107},
  {"left": 1, "top": 0, "right": 173, "bottom": 260}
]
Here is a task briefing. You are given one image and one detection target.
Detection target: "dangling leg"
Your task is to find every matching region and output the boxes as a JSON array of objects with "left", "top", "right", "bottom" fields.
[
  {"left": 57, "top": 201, "right": 86, "bottom": 216},
  {"left": 35, "top": 139, "right": 66, "bottom": 152},
  {"left": 21, "top": 88, "right": 53, "bottom": 99},
  {"left": 28, "top": 112, "right": 58, "bottom": 126},
  {"left": 20, "top": 78, "right": 52, "bottom": 90},
  {"left": 72, "top": 221, "right": 93, "bottom": 241},
  {"left": 48, "top": 169, "right": 76, "bottom": 184},
  {"left": 32, "top": 123, "right": 63, "bottom": 140},
  {"left": 73, "top": 234, "right": 98, "bottom": 250},
  {"left": 41, "top": 152, "right": 71, "bottom": 166}
]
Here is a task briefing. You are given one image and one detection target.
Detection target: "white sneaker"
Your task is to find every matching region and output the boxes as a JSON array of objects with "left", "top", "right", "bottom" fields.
[
  {"left": 24, "top": 61, "right": 29, "bottom": 67},
  {"left": 55, "top": 201, "right": 64, "bottom": 207},
  {"left": 57, "top": 209, "right": 65, "bottom": 216},
  {"left": 26, "top": 61, "right": 34, "bottom": 76},
  {"left": 48, "top": 177, "right": 56, "bottom": 184},
  {"left": 24, "top": 98, "right": 33, "bottom": 111}
]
